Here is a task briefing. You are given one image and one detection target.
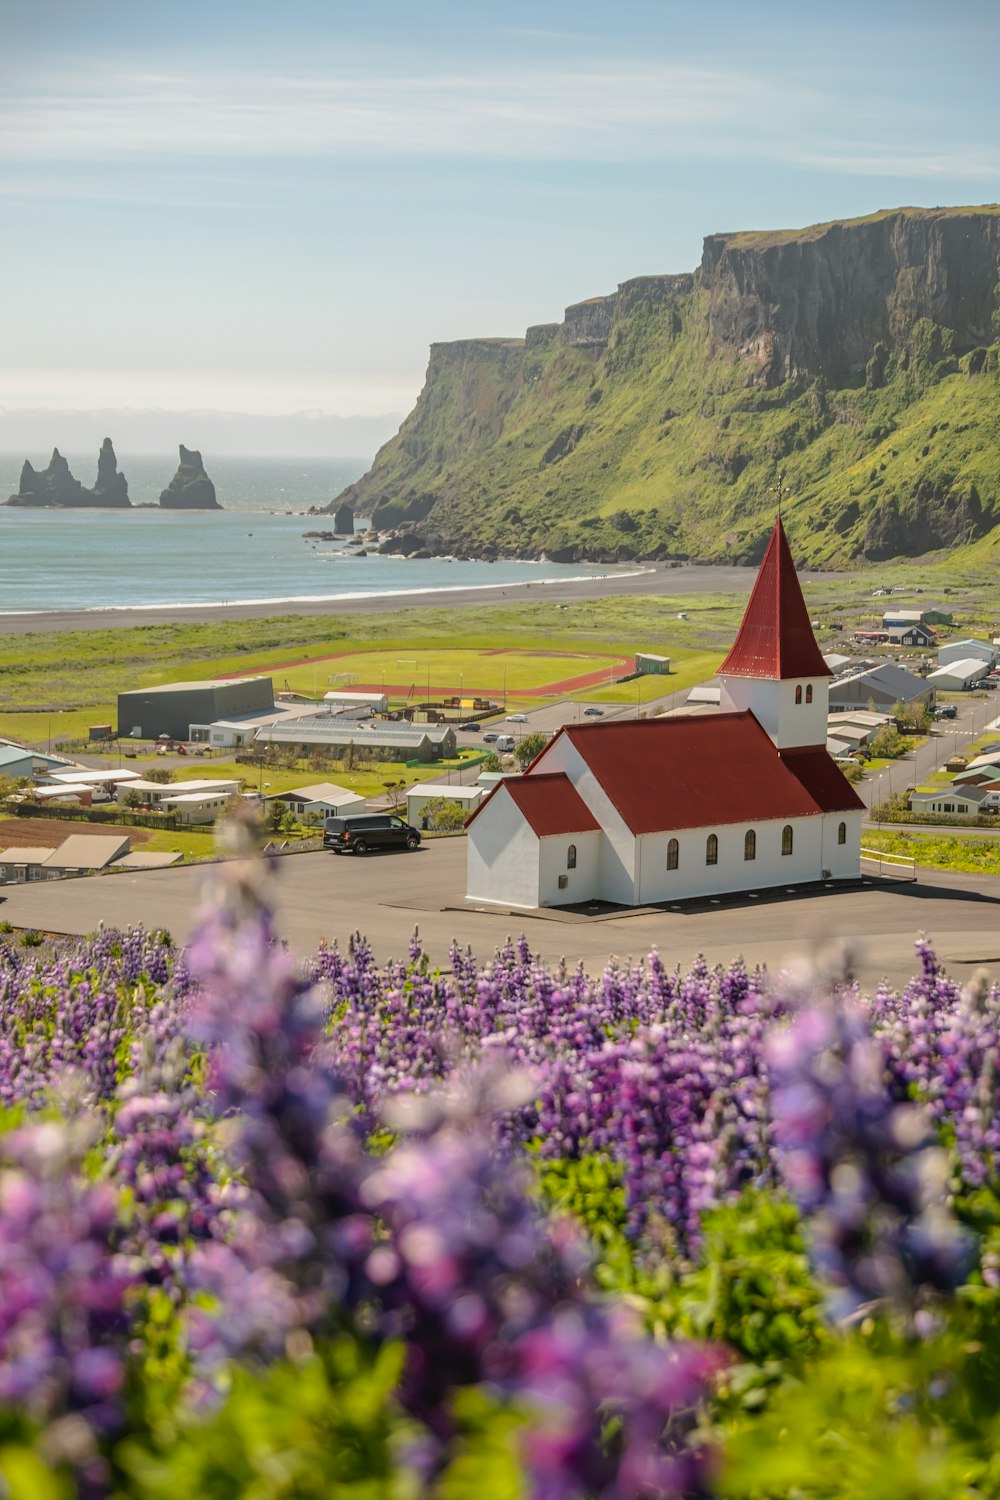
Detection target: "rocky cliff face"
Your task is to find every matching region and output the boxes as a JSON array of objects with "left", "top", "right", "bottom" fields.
[
  {"left": 158, "top": 446, "right": 220, "bottom": 509},
  {"left": 324, "top": 206, "right": 1000, "bottom": 566},
  {"left": 700, "top": 208, "right": 1000, "bottom": 385},
  {"left": 6, "top": 441, "right": 132, "bottom": 508}
]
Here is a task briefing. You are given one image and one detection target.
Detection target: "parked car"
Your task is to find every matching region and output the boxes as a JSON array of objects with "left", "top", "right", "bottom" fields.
[
  {"left": 495, "top": 735, "right": 516, "bottom": 752},
  {"left": 506, "top": 713, "right": 528, "bottom": 723},
  {"left": 935, "top": 704, "right": 957, "bottom": 719},
  {"left": 459, "top": 721, "right": 482, "bottom": 731},
  {"left": 323, "top": 814, "right": 421, "bottom": 855},
  {"left": 483, "top": 732, "right": 499, "bottom": 743},
  {"left": 583, "top": 706, "right": 605, "bottom": 717}
]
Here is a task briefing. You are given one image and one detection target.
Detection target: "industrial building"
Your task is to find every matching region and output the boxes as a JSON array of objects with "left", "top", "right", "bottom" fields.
[
  {"left": 827, "top": 663, "right": 934, "bottom": 713},
  {"left": 926, "top": 658, "right": 990, "bottom": 692},
  {"left": 118, "top": 676, "right": 275, "bottom": 741},
  {"left": 937, "top": 639, "right": 996, "bottom": 669},
  {"left": 254, "top": 720, "right": 457, "bottom": 762}
]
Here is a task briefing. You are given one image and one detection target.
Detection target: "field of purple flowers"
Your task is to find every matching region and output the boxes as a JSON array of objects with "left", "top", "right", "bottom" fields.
[{"left": 3, "top": 847, "right": 1000, "bottom": 1498}]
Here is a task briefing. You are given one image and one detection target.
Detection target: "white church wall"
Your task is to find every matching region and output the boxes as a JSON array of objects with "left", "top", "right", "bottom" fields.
[
  {"left": 530, "top": 737, "right": 637, "bottom": 904},
  {"left": 538, "top": 830, "right": 601, "bottom": 906},
  {"left": 719, "top": 676, "right": 828, "bottom": 749},
  {"left": 636, "top": 815, "right": 825, "bottom": 904},
  {"left": 466, "top": 790, "right": 540, "bottom": 909},
  {"left": 819, "top": 810, "right": 863, "bottom": 879}
]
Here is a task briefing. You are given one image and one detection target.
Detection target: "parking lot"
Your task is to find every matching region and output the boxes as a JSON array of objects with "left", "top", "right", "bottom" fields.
[{"left": 2, "top": 837, "right": 1000, "bottom": 992}]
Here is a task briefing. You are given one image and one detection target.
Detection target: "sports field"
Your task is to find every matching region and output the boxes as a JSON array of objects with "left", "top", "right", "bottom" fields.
[{"left": 260, "top": 646, "right": 631, "bottom": 701}]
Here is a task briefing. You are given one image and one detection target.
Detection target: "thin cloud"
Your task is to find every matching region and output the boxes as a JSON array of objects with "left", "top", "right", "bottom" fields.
[{"left": 2, "top": 59, "right": 996, "bottom": 184}]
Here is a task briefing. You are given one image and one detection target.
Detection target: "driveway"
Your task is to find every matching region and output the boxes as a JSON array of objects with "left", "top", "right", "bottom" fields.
[{"left": 2, "top": 839, "right": 999, "bottom": 993}]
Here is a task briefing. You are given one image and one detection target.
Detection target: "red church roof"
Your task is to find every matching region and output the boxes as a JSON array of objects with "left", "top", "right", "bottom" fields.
[
  {"left": 719, "top": 518, "right": 831, "bottom": 680},
  {"left": 547, "top": 713, "right": 862, "bottom": 834},
  {"left": 468, "top": 772, "right": 602, "bottom": 837}
]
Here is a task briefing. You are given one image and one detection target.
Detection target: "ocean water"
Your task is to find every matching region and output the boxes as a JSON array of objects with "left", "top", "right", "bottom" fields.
[{"left": 0, "top": 454, "right": 621, "bottom": 614}]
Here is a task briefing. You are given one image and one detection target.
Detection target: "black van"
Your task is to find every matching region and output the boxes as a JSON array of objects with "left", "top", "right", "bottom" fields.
[{"left": 323, "top": 813, "right": 422, "bottom": 855}]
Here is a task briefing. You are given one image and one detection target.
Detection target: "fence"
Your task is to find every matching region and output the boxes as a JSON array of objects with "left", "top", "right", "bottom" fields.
[
  {"left": 1, "top": 802, "right": 180, "bottom": 831},
  {"left": 860, "top": 846, "right": 917, "bottom": 880}
]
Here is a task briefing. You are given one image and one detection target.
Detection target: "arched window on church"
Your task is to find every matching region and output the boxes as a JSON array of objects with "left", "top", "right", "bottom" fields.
[
  {"left": 837, "top": 821, "right": 847, "bottom": 845},
  {"left": 567, "top": 844, "right": 577, "bottom": 869},
  {"left": 806, "top": 684, "right": 813, "bottom": 704},
  {"left": 667, "top": 838, "right": 679, "bottom": 871},
  {"left": 706, "top": 833, "right": 719, "bottom": 866},
  {"left": 782, "top": 824, "right": 794, "bottom": 856},
  {"left": 744, "top": 829, "right": 756, "bottom": 861},
  {"left": 795, "top": 685, "right": 803, "bottom": 705}
]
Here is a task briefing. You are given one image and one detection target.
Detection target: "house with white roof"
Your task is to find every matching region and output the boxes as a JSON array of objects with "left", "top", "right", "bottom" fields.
[
  {"left": 266, "top": 782, "right": 366, "bottom": 823},
  {"left": 467, "top": 519, "right": 863, "bottom": 908}
]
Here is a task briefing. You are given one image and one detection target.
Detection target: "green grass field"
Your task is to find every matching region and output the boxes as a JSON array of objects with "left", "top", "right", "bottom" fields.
[{"left": 863, "top": 828, "right": 1000, "bottom": 875}]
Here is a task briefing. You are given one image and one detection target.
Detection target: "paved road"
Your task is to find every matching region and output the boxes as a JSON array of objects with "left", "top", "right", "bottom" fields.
[
  {"left": 2, "top": 840, "right": 998, "bottom": 993},
  {"left": 857, "top": 698, "right": 1000, "bottom": 812}
]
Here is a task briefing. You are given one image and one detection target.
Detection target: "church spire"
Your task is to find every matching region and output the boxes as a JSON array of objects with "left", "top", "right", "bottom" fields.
[{"left": 719, "top": 517, "right": 830, "bottom": 680}]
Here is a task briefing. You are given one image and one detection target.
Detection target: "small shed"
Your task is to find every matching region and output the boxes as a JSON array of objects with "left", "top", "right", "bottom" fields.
[
  {"left": 407, "top": 783, "right": 483, "bottom": 828},
  {"left": 635, "top": 653, "right": 671, "bottom": 676},
  {"left": 41, "top": 834, "right": 131, "bottom": 873}
]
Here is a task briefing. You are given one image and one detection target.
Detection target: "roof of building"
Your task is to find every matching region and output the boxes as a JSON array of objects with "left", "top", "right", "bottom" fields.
[
  {"left": 269, "top": 782, "right": 364, "bottom": 804},
  {"left": 112, "top": 851, "right": 183, "bottom": 869},
  {"left": 911, "top": 784, "right": 989, "bottom": 803},
  {"left": 718, "top": 518, "right": 831, "bottom": 681},
  {"left": 522, "top": 713, "right": 863, "bottom": 835},
  {"left": 927, "top": 659, "right": 988, "bottom": 681},
  {"left": 0, "top": 745, "right": 35, "bottom": 768},
  {"left": 408, "top": 783, "right": 482, "bottom": 803},
  {"left": 34, "top": 783, "right": 93, "bottom": 798},
  {"left": 939, "top": 638, "right": 993, "bottom": 652},
  {"left": 49, "top": 768, "right": 142, "bottom": 784},
  {"left": 823, "top": 653, "right": 852, "bottom": 673},
  {"left": 255, "top": 721, "right": 453, "bottom": 746},
  {"left": 162, "top": 791, "right": 233, "bottom": 805},
  {"left": 883, "top": 609, "right": 925, "bottom": 624},
  {"left": 0, "top": 846, "right": 58, "bottom": 863},
  {"left": 41, "top": 834, "right": 130, "bottom": 869},
  {"left": 126, "top": 676, "right": 272, "bottom": 694},
  {"left": 966, "top": 750, "right": 1000, "bottom": 770},
  {"left": 474, "top": 772, "right": 602, "bottom": 837},
  {"left": 778, "top": 748, "right": 867, "bottom": 813},
  {"left": 830, "top": 662, "right": 929, "bottom": 700},
  {"left": 204, "top": 703, "right": 330, "bottom": 731}
]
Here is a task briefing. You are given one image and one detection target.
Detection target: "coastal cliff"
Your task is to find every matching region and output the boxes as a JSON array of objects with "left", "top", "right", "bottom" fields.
[
  {"left": 158, "top": 446, "right": 220, "bottom": 509},
  {"left": 6, "top": 440, "right": 132, "bottom": 508},
  {"left": 325, "top": 206, "right": 1000, "bottom": 565}
]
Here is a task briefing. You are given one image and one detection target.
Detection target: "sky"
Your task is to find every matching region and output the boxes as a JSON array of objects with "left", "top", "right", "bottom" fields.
[{"left": 2, "top": 0, "right": 998, "bottom": 451}]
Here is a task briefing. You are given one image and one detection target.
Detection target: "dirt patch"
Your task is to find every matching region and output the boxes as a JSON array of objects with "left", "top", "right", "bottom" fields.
[{"left": 0, "top": 818, "right": 147, "bottom": 850}]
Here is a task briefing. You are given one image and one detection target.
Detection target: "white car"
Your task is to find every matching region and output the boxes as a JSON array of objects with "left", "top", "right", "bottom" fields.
[{"left": 506, "top": 713, "right": 527, "bottom": 723}]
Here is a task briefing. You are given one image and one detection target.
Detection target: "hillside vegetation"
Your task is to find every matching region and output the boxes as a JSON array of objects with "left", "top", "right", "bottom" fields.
[{"left": 327, "top": 205, "right": 1000, "bottom": 567}]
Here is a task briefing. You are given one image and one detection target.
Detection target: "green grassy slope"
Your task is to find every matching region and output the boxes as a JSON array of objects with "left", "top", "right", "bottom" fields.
[{"left": 332, "top": 207, "right": 1000, "bottom": 567}]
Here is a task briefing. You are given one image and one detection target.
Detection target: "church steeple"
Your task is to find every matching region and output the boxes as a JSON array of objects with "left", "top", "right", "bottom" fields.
[
  {"left": 719, "top": 517, "right": 830, "bottom": 681},
  {"left": 717, "top": 518, "right": 830, "bottom": 750}
]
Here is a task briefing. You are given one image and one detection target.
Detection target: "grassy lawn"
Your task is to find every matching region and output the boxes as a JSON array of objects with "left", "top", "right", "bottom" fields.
[{"left": 863, "top": 828, "right": 1000, "bottom": 875}]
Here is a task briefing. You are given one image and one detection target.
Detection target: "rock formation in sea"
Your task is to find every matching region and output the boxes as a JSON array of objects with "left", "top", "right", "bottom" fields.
[
  {"left": 6, "top": 442, "right": 132, "bottom": 508},
  {"left": 158, "top": 445, "right": 221, "bottom": 509},
  {"left": 333, "top": 500, "right": 354, "bottom": 534}
]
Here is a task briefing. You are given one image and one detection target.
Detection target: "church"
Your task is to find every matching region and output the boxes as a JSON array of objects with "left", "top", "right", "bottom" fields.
[{"left": 466, "top": 517, "right": 865, "bottom": 909}]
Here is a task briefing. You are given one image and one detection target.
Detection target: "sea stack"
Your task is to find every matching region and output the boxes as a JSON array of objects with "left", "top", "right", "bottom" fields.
[
  {"left": 158, "top": 445, "right": 221, "bottom": 509},
  {"left": 6, "top": 444, "right": 131, "bottom": 508},
  {"left": 333, "top": 499, "right": 354, "bottom": 535},
  {"left": 90, "top": 437, "right": 130, "bottom": 506}
]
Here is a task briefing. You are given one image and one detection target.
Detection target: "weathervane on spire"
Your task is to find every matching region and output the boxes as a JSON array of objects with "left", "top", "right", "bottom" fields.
[{"left": 771, "top": 471, "right": 786, "bottom": 520}]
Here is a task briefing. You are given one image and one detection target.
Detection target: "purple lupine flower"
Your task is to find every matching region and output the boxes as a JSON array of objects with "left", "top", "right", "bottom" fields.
[{"left": 768, "top": 991, "right": 975, "bottom": 1317}]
